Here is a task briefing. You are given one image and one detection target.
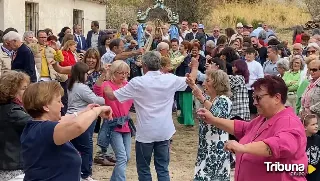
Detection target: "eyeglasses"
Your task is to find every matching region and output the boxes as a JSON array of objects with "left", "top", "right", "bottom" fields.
[
  {"left": 252, "top": 94, "right": 269, "bottom": 102},
  {"left": 307, "top": 50, "right": 316, "bottom": 54},
  {"left": 116, "top": 71, "right": 129, "bottom": 75},
  {"left": 309, "top": 68, "right": 319, "bottom": 72}
]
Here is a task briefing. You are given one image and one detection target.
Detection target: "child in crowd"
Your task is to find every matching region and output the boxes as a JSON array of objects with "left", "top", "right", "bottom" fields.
[{"left": 303, "top": 114, "right": 320, "bottom": 181}]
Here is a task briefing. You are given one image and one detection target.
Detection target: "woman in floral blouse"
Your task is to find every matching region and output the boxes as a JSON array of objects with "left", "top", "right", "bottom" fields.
[{"left": 187, "top": 69, "right": 232, "bottom": 181}]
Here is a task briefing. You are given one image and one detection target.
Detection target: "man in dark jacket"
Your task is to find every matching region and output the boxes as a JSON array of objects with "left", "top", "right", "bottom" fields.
[
  {"left": 185, "top": 22, "right": 206, "bottom": 48},
  {"left": 86, "top": 21, "right": 106, "bottom": 48},
  {"left": 3, "top": 31, "right": 37, "bottom": 82}
]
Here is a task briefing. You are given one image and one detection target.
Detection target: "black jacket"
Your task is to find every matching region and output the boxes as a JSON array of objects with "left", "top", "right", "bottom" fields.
[
  {"left": 306, "top": 134, "right": 320, "bottom": 181},
  {"left": 185, "top": 32, "right": 206, "bottom": 48},
  {"left": 175, "top": 55, "right": 206, "bottom": 92},
  {"left": 11, "top": 44, "right": 37, "bottom": 83},
  {"left": 0, "top": 102, "right": 31, "bottom": 170}
]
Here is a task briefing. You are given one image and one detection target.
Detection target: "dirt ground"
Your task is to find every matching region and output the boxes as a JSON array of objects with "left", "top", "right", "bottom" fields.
[{"left": 92, "top": 113, "right": 234, "bottom": 181}]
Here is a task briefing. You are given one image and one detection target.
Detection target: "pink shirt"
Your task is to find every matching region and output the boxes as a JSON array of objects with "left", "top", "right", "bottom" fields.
[
  {"left": 93, "top": 81, "right": 133, "bottom": 133},
  {"left": 234, "top": 107, "right": 307, "bottom": 181}
]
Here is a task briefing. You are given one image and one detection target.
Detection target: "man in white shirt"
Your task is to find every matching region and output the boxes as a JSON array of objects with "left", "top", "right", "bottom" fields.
[{"left": 104, "top": 51, "right": 199, "bottom": 181}]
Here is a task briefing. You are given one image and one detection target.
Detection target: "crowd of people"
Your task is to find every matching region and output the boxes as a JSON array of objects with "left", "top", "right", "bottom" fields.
[{"left": 0, "top": 18, "right": 320, "bottom": 181}]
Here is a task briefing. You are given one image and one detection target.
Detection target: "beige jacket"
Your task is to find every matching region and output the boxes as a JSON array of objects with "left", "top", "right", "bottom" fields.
[
  {"left": 0, "top": 46, "right": 12, "bottom": 77},
  {"left": 28, "top": 43, "right": 67, "bottom": 82}
]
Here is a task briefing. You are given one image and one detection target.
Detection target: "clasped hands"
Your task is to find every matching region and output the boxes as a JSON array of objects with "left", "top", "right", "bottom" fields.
[{"left": 84, "top": 104, "right": 113, "bottom": 120}]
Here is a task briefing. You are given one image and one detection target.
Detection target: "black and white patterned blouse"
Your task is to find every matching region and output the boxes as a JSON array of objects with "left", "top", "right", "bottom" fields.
[{"left": 229, "top": 75, "right": 250, "bottom": 121}]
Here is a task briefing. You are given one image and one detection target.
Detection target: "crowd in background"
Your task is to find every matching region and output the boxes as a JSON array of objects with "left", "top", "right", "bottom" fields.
[{"left": 0, "top": 19, "right": 320, "bottom": 181}]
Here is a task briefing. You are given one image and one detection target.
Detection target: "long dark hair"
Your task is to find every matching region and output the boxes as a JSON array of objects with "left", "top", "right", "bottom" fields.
[
  {"left": 68, "top": 62, "right": 89, "bottom": 91},
  {"left": 232, "top": 59, "right": 250, "bottom": 84}
]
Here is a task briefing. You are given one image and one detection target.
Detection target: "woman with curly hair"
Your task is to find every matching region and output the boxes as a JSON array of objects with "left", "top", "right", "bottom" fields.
[{"left": 0, "top": 71, "right": 31, "bottom": 181}]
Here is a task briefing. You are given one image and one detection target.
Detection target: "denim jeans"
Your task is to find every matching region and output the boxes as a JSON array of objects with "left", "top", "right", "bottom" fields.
[
  {"left": 110, "top": 131, "right": 131, "bottom": 181},
  {"left": 136, "top": 140, "right": 170, "bottom": 181},
  {"left": 71, "top": 120, "right": 96, "bottom": 179}
]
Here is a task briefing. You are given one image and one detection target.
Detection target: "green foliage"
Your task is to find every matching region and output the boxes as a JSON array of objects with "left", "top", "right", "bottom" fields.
[
  {"left": 251, "top": 19, "right": 263, "bottom": 29},
  {"left": 235, "top": 17, "right": 248, "bottom": 26}
]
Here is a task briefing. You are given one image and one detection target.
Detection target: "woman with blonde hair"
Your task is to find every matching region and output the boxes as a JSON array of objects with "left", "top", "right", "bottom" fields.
[
  {"left": 60, "top": 40, "right": 78, "bottom": 115},
  {"left": 93, "top": 60, "right": 134, "bottom": 181},
  {"left": 21, "top": 81, "right": 112, "bottom": 181},
  {"left": 187, "top": 69, "right": 232, "bottom": 181},
  {"left": 0, "top": 71, "right": 30, "bottom": 181}
]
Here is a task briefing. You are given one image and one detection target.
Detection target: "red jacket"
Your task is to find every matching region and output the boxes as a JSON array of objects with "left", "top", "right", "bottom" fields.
[{"left": 60, "top": 50, "right": 76, "bottom": 67}]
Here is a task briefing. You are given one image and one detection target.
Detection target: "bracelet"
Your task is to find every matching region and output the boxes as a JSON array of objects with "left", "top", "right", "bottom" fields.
[
  {"left": 200, "top": 99, "right": 207, "bottom": 104},
  {"left": 73, "top": 112, "right": 78, "bottom": 117}
]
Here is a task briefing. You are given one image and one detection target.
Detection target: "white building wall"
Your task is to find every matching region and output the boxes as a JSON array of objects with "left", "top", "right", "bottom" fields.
[{"left": 1, "top": 0, "right": 106, "bottom": 35}]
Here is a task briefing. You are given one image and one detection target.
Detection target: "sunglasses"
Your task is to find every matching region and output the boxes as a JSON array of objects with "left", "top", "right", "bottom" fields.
[
  {"left": 307, "top": 50, "right": 316, "bottom": 54},
  {"left": 309, "top": 68, "right": 319, "bottom": 72},
  {"left": 252, "top": 94, "right": 268, "bottom": 102}
]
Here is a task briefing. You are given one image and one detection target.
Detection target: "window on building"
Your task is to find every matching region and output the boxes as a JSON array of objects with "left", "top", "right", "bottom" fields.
[
  {"left": 73, "top": 9, "right": 84, "bottom": 33},
  {"left": 25, "top": 2, "right": 39, "bottom": 34}
]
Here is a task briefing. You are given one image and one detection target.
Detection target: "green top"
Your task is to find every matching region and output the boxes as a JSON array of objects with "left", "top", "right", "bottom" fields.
[
  {"left": 282, "top": 70, "right": 301, "bottom": 92},
  {"left": 295, "top": 79, "right": 310, "bottom": 114}
]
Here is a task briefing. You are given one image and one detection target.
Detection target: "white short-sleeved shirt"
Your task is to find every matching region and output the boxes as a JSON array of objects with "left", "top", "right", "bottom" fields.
[{"left": 114, "top": 71, "right": 188, "bottom": 143}]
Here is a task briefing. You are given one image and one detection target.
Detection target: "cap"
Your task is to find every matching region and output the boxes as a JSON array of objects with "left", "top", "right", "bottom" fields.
[
  {"left": 247, "top": 24, "right": 253, "bottom": 28},
  {"left": 236, "top": 22, "right": 243, "bottom": 28},
  {"left": 198, "top": 24, "right": 205, "bottom": 29},
  {"left": 307, "top": 43, "right": 320, "bottom": 51}
]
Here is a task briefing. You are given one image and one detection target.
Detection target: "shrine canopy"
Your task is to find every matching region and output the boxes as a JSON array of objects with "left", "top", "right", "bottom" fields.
[{"left": 136, "top": 0, "right": 180, "bottom": 48}]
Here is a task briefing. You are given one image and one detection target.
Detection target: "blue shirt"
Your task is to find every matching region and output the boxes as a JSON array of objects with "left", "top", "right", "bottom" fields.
[{"left": 21, "top": 120, "right": 81, "bottom": 181}]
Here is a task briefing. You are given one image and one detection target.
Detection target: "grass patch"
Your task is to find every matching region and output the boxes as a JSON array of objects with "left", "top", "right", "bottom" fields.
[{"left": 204, "top": 0, "right": 311, "bottom": 30}]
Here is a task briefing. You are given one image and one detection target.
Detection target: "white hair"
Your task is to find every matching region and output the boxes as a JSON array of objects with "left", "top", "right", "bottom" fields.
[
  {"left": 3, "top": 31, "right": 22, "bottom": 42},
  {"left": 156, "top": 42, "right": 169, "bottom": 51},
  {"left": 23, "top": 31, "right": 34, "bottom": 39},
  {"left": 307, "top": 42, "right": 320, "bottom": 51},
  {"left": 206, "top": 40, "right": 215, "bottom": 48}
]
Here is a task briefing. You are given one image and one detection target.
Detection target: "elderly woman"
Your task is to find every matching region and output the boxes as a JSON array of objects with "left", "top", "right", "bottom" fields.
[
  {"left": 282, "top": 55, "right": 304, "bottom": 110},
  {"left": 0, "top": 71, "right": 30, "bottom": 181},
  {"left": 23, "top": 31, "right": 34, "bottom": 45},
  {"left": 94, "top": 60, "right": 134, "bottom": 181},
  {"left": 188, "top": 70, "right": 232, "bottom": 181},
  {"left": 276, "top": 58, "right": 290, "bottom": 77},
  {"left": 301, "top": 60, "right": 320, "bottom": 121},
  {"left": 67, "top": 62, "right": 105, "bottom": 181},
  {"left": 196, "top": 75, "right": 307, "bottom": 181},
  {"left": 21, "top": 81, "right": 112, "bottom": 181}
]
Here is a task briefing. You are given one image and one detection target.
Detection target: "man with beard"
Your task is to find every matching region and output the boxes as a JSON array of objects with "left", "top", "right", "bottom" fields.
[
  {"left": 185, "top": 22, "right": 206, "bottom": 48},
  {"left": 251, "top": 36, "right": 267, "bottom": 65}
]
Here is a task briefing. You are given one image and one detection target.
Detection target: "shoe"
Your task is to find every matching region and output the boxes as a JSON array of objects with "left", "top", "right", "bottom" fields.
[
  {"left": 94, "top": 157, "right": 115, "bottom": 166},
  {"left": 81, "top": 176, "right": 98, "bottom": 181},
  {"left": 105, "top": 156, "right": 117, "bottom": 163}
]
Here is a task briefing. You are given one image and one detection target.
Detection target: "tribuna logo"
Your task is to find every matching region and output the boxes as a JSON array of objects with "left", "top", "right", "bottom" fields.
[{"left": 264, "top": 162, "right": 305, "bottom": 176}]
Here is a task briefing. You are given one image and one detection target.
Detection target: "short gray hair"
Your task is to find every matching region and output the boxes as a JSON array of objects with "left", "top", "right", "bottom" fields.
[
  {"left": 276, "top": 58, "right": 290, "bottom": 71},
  {"left": 156, "top": 42, "right": 169, "bottom": 51},
  {"left": 23, "top": 31, "right": 34, "bottom": 39},
  {"left": 289, "top": 55, "right": 305, "bottom": 70},
  {"left": 206, "top": 40, "right": 215, "bottom": 48},
  {"left": 3, "top": 31, "right": 22, "bottom": 42},
  {"left": 142, "top": 51, "right": 161, "bottom": 71}
]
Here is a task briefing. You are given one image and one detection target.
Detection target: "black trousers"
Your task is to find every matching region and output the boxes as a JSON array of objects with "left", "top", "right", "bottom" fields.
[{"left": 229, "top": 116, "right": 244, "bottom": 141}]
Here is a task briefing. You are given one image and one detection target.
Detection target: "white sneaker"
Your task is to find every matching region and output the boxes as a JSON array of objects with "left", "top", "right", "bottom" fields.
[{"left": 81, "top": 177, "right": 98, "bottom": 181}]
